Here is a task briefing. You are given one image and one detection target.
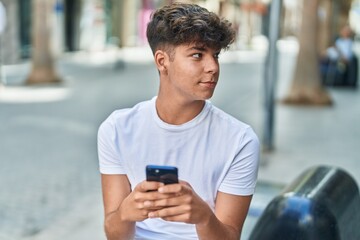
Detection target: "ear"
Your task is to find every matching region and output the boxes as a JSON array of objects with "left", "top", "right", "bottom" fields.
[{"left": 154, "top": 50, "right": 169, "bottom": 73}]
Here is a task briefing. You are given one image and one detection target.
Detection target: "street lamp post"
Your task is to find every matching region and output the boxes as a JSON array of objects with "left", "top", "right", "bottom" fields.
[{"left": 263, "top": 0, "right": 282, "bottom": 152}]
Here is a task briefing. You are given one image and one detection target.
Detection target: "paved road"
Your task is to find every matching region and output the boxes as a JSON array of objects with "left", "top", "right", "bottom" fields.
[{"left": 0, "top": 43, "right": 359, "bottom": 239}]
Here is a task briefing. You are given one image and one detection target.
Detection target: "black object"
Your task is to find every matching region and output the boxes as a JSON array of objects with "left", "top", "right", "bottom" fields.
[
  {"left": 249, "top": 165, "right": 360, "bottom": 240},
  {"left": 146, "top": 165, "right": 178, "bottom": 185}
]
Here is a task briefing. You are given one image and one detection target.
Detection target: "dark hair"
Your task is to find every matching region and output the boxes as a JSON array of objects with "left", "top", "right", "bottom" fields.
[{"left": 146, "top": 3, "right": 236, "bottom": 55}]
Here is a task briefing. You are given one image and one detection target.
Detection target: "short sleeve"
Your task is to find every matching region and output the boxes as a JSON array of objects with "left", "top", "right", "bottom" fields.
[
  {"left": 218, "top": 127, "right": 260, "bottom": 196},
  {"left": 97, "top": 114, "right": 125, "bottom": 174}
]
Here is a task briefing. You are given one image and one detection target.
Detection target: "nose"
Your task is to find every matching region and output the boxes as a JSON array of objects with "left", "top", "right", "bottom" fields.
[{"left": 204, "top": 55, "right": 219, "bottom": 74}]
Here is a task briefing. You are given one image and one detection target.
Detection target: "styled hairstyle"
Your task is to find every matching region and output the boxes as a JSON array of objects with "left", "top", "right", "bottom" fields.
[{"left": 146, "top": 3, "right": 236, "bottom": 55}]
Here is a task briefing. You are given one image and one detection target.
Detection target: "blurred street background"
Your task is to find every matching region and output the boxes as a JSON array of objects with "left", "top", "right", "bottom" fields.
[{"left": 0, "top": 0, "right": 359, "bottom": 239}]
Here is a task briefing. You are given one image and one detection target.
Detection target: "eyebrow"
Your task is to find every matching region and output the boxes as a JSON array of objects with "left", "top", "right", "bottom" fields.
[
  {"left": 189, "top": 46, "right": 206, "bottom": 52},
  {"left": 186, "top": 45, "right": 221, "bottom": 54}
]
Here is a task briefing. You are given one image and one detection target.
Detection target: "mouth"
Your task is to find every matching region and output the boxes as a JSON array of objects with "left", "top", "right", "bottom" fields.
[{"left": 199, "top": 81, "right": 217, "bottom": 89}]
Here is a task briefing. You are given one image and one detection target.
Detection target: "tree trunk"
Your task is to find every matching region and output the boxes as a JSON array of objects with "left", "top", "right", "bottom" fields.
[
  {"left": 282, "top": 0, "right": 332, "bottom": 106},
  {"left": 26, "top": 0, "right": 61, "bottom": 84}
]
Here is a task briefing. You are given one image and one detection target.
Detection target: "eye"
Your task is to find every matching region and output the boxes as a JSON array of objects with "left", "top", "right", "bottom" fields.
[
  {"left": 214, "top": 52, "right": 220, "bottom": 59},
  {"left": 192, "top": 53, "right": 202, "bottom": 58}
]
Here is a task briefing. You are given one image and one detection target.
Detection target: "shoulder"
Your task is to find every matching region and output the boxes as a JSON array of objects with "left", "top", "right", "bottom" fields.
[
  {"left": 208, "top": 104, "right": 253, "bottom": 131},
  {"left": 98, "top": 99, "right": 152, "bottom": 134},
  {"left": 208, "top": 103, "right": 259, "bottom": 144}
]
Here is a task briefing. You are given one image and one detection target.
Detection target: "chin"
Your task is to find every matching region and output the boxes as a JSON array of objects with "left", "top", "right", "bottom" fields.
[
  {"left": 192, "top": 90, "right": 215, "bottom": 101},
  {"left": 200, "top": 93, "right": 214, "bottom": 100}
]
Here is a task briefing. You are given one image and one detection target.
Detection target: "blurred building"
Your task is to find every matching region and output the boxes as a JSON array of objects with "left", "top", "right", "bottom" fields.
[
  {"left": 0, "top": 0, "right": 268, "bottom": 64},
  {"left": 0, "top": 0, "right": 81, "bottom": 64},
  {"left": 0, "top": 0, "right": 20, "bottom": 64}
]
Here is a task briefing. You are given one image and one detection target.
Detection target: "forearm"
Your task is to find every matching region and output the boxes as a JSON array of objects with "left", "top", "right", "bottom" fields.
[
  {"left": 196, "top": 213, "right": 240, "bottom": 240},
  {"left": 104, "top": 210, "right": 136, "bottom": 240}
]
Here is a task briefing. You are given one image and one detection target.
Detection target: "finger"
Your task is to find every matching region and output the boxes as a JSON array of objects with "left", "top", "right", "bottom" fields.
[
  {"left": 161, "top": 213, "right": 192, "bottom": 223},
  {"left": 136, "top": 181, "right": 164, "bottom": 192},
  {"left": 179, "top": 180, "right": 191, "bottom": 187},
  {"left": 133, "top": 190, "right": 165, "bottom": 203},
  {"left": 134, "top": 200, "right": 157, "bottom": 211},
  {"left": 148, "top": 205, "right": 189, "bottom": 219},
  {"left": 143, "top": 200, "right": 161, "bottom": 209},
  {"left": 158, "top": 183, "right": 184, "bottom": 194},
  {"left": 145, "top": 190, "right": 178, "bottom": 201},
  {"left": 151, "top": 195, "right": 189, "bottom": 208}
]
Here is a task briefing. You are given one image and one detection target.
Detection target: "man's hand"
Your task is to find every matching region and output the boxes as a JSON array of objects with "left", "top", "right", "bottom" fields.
[
  {"left": 146, "top": 181, "right": 213, "bottom": 225},
  {"left": 119, "top": 181, "right": 167, "bottom": 222},
  {"left": 143, "top": 181, "right": 252, "bottom": 240}
]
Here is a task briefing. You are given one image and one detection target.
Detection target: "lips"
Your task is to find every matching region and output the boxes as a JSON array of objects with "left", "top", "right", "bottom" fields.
[{"left": 199, "top": 81, "right": 217, "bottom": 89}]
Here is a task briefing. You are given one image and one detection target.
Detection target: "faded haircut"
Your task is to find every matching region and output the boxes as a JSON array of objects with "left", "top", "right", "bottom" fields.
[{"left": 146, "top": 3, "right": 236, "bottom": 55}]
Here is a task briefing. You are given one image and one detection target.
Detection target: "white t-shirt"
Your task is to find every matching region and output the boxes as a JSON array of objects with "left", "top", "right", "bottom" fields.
[
  {"left": 335, "top": 38, "right": 353, "bottom": 60},
  {"left": 98, "top": 97, "right": 260, "bottom": 240}
]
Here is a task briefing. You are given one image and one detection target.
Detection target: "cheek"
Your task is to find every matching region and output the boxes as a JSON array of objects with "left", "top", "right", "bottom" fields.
[
  {"left": 176, "top": 61, "right": 193, "bottom": 72},
  {"left": 185, "top": 64, "right": 204, "bottom": 77},
  {"left": 171, "top": 64, "right": 196, "bottom": 80}
]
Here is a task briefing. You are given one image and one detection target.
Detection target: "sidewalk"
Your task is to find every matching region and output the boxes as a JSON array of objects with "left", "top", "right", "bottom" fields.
[{"left": 1, "top": 40, "right": 359, "bottom": 239}]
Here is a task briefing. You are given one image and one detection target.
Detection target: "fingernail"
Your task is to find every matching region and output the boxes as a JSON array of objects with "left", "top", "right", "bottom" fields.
[
  {"left": 144, "top": 201, "right": 152, "bottom": 207},
  {"left": 148, "top": 212, "right": 156, "bottom": 218},
  {"left": 158, "top": 187, "right": 164, "bottom": 193}
]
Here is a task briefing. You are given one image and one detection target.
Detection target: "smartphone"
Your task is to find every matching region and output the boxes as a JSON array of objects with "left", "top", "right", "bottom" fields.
[{"left": 146, "top": 165, "right": 179, "bottom": 185}]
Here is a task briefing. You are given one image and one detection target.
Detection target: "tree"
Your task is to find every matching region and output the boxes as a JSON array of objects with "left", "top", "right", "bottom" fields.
[
  {"left": 282, "top": 0, "right": 332, "bottom": 105},
  {"left": 26, "top": 0, "right": 61, "bottom": 84}
]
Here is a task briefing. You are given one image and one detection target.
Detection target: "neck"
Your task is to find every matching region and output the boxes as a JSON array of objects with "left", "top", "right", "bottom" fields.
[{"left": 155, "top": 96, "right": 205, "bottom": 125}]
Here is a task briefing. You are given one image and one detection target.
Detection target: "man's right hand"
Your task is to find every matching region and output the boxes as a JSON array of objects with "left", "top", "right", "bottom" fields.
[{"left": 119, "top": 180, "right": 166, "bottom": 222}]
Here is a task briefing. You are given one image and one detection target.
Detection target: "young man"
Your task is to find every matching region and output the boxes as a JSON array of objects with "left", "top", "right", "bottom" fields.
[{"left": 98, "top": 3, "right": 260, "bottom": 240}]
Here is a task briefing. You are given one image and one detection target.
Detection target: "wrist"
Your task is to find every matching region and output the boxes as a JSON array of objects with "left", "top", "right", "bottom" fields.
[
  {"left": 196, "top": 207, "right": 216, "bottom": 228},
  {"left": 118, "top": 202, "right": 132, "bottom": 223}
]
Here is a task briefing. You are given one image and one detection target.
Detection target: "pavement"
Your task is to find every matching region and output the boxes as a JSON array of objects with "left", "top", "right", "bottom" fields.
[{"left": 0, "top": 39, "right": 359, "bottom": 240}]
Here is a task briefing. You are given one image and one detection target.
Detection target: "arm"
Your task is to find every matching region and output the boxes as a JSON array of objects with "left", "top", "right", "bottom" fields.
[
  {"left": 102, "top": 174, "right": 166, "bottom": 240},
  {"left": 102, "top": 174, "right": 134, "bottom": 240},
  {"left": 197, "top": 192, "right": 252, "bottom": 240}
]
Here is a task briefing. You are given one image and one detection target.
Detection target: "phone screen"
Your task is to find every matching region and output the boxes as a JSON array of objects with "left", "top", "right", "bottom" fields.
[{"left": 146, "top": 165, "right": 178, "bottom": 185}]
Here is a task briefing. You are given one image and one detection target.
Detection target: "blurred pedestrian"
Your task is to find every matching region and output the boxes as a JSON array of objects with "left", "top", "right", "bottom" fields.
[
  {"left": 322, "top": 25, "right": 358, "bottom": 87},
  {"left": 98, "top": 3, "right": 260, "bottom": 240}
]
